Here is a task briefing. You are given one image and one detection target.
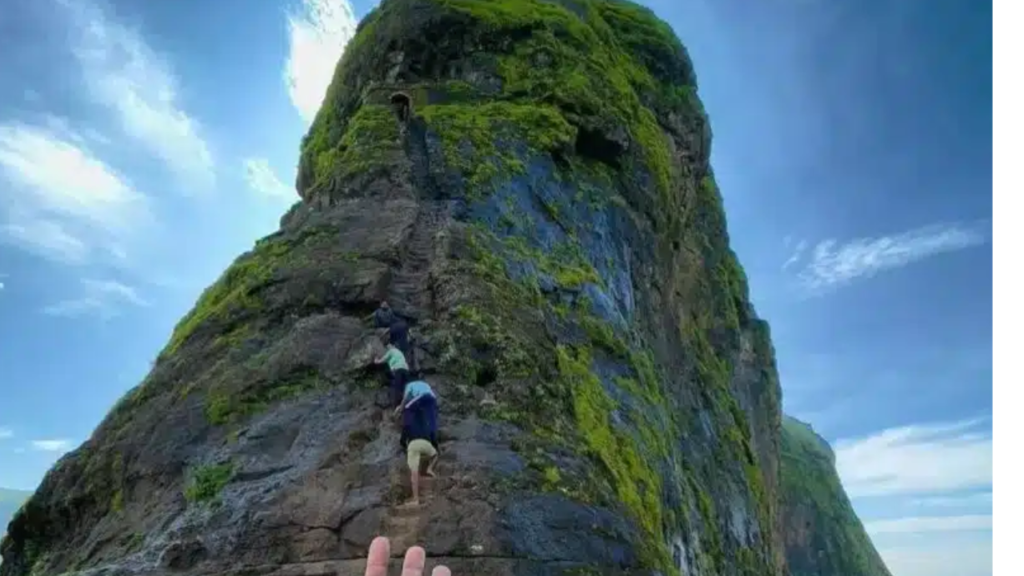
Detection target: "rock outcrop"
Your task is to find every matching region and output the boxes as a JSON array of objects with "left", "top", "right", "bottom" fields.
[
  {"left": 779, "top": 416, "right": 892, "bottom": 576},
  {"left": 2, "top": 1, "right": 788, "bottom": 575}
]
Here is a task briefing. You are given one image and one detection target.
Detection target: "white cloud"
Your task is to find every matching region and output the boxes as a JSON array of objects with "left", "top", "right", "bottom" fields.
[
  {"left": 835, "top": 420, "right": 994, "bottom": 576},
  {"left": 781, "top": 239, "right": 806, "bottom": 270},
  {"left": 31, "top": 439, "right": 72, "bottom": 452},
  {"left": 875, "top": 534, "right": 992, "bottom": 576},
  {"left": 0, "top": 124, "right": 145, "bottom": 232},
  {"left": 865, "top": 514, "right": 992, "bottom": 535},
  {"left": 63, "top": 0, "right": 215, "bottom": 189},
  {"left": 0, "top": 122, "right": 150, "bottom": 264},
  {"left": 43, "top": 278, "right": 149, "bottom": 318},
  {"left": 284, "top": 0, "right": 358, "bottom": 124},
  {"left": 835, "top": 418, "right": 991, "bottom": 499},
  {"left": 0, "top": 427, "right": 13, "bottom": 439},
  {"left": 1, "top": 218, "right": 90, "bottom": 264},
  {"left": 910, "top": 491, "right": 992, "bottom": 509},
  {"left": 243, "top": 158, "right": 294, "bottom": 200},
  {"left": 789, "top": 221, "right": 989, "bottom": 292}
]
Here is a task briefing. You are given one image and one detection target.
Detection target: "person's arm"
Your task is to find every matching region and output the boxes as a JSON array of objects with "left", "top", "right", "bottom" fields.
[
  {"left": 404, "top": 393, "right": 425, "bottom": 410},
  {"left": 375, "top": 349, "right": 393, "bottom": 365}
]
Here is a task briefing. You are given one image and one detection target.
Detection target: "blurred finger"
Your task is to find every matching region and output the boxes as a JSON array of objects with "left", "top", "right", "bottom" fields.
[
  {"left": 431, "top": 564, "right": 452, "bottom": 576},
  {"left": 401, "top": 546, "right": 426, "bottom": 576},
  {"left": 364, "top": 537, "right": 391, "bottom": 576}
]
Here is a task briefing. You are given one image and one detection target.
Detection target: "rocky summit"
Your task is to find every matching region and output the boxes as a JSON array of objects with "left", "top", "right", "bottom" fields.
[{"left": 1, "top": 1, "right": 886, "bottom": 576}]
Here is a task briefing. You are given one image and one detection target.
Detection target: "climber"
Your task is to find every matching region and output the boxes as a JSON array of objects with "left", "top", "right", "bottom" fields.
[
  {"left": 362, "top": 536, "right": 451, "bottom": 576},
  {"left": 373, "top": 299, "right": 396, "bottom": 329},
  {"left": 393, "top": 378, "right": 437, "bottom": 419},
  {"left": 398, "top": 380, "right": 439, "bottom": 507},
  {"left": 373, "top": 299, "right": 414, "bottom": 369},
  {"left": 374, "top": 341, "right": 410, "bottom": 408}
]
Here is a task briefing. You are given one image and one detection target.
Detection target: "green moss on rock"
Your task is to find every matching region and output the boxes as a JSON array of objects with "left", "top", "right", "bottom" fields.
[
  {"left": 160, "top": 239, "right": 290, "bottom": 359},
  {"left": 558, "top": 345, "right": 673, "bottom": 573},
  {"left": 421, "top": 102, "right": 576, "bottom": 195},
  {"left": 205, "top": 370, "right": 328, "bottom": 426},
  {"left": 297, "top": 0, "right": 704, "bottom": 215},
  {"left": 184, "top": 462, "right": 234, "bottom": 504},
  {"left": 315, "top": 104, "right": 401, "bottom": 186}
]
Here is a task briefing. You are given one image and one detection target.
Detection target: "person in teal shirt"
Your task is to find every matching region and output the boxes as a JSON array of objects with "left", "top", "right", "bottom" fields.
[
  {"left": 393, "top": 380, "right": 436, "bottom": 416},
  {"left": 374, "top": 342, "right": 410, "bottom": 407}
]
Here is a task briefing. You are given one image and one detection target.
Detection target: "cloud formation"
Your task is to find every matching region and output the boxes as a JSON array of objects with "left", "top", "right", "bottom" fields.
[
  {"left": 787, "top": 221, "right": 989, "bottom": 292},
  {"left": 0, "top": 427, "right": 12, "bottom": 440},
  {"left": 909, "top": 491, "right": 992, "bottom": 509},
  {"left": 875, "top": 535, "right": 991, "bottom": 576},
  {"left": 834, "top": 419, "right": 993, "bottom": 576},
  {"left": 781, "top": 239, "right": 807, "bottom": 271},
  {"left": 30, "top": 439, "right": 72, "bottom": 452},
  {"left": 0, "top": 121, "right": 150, "bottom": 265},
  {"left": 243, "top": 158, "right": 294, "bottom": 201},
  {"left": 865, "top": 514, "right": 992, "bottom": 535},
  {"left": 63, "top": 0, "right": 215, "bottom": 189},
  {"left": 43, "top": 278, "right": 149, "bottom": 318},
  {"left": 835, "top": 418, "right": 991, "bottom": 498},
  {"left": 284, "top": 0, "right": 358, "bottom": 124}
]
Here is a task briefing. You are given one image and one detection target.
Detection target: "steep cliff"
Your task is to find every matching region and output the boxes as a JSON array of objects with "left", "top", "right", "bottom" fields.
[
  {"left": 1, "top": 1, "right": 787, "bottom": 575},
  {"left": 780, "top": 416, "right": 892, "bottom": 576}
]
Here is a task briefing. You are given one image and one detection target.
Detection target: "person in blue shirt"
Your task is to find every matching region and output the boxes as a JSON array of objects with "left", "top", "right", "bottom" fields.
[
  {"left": 395, "top": 380, "right": 435, "bottom": 414},
  {"left": 397, "top": 379, "right": 439, "bottom": 507}
]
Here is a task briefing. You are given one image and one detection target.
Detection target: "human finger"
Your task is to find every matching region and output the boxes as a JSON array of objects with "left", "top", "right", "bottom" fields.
[
  {"left": 431, "top": 564, "right": 452, "bottom": 576},
  {"left": 401, "top": 546, "right": 427, "bottom": 576},
  {"left": 364, "top": 536, "right": 391, "bottom": 576}
]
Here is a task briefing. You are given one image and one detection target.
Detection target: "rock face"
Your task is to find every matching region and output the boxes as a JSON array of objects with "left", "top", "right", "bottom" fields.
[
  {"left": 779, "top": 417, "right": 892, "bottom": 576},
  {"left": 2, "top": 1, "right": 788, "bottom": 575}
]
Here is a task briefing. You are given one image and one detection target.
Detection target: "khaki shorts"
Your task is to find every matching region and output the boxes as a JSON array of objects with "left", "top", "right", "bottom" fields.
[{"left": 406, "top": 439, "right": 437, "bottom": 472}]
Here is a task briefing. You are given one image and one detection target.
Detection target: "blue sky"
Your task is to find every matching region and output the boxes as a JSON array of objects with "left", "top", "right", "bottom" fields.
[{"left": 0, "top": 1, "right": 992, "bottom": 575}]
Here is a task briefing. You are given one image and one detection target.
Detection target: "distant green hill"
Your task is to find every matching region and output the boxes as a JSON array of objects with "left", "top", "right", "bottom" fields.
[
  {"left": 0, "top": 488, "right": 32, "bottom": 537},
  {"left": 780, "top": 416, "right": 892, "bottom": 576}
]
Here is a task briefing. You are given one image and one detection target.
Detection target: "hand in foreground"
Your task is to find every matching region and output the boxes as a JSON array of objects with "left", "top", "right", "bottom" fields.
[{"left": 363, "top": 536, "right": 451, "bottom": 576}]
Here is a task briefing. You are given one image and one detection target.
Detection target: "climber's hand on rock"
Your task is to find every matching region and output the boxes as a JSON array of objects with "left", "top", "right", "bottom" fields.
[{"left": 362, "top": 536, "right": 451, "bottom": 576}]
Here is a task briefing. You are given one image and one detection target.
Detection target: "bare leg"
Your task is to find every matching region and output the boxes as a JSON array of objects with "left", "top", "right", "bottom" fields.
[
  {"left": 409, "top": 469, "right": 421, "bottom": 506},
  {"left": 424, "top": 454, "right": 438, "bottom": 478}
]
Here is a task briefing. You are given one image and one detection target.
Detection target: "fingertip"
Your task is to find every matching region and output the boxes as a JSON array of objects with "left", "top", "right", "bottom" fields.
[
  {"left": 401, "top": 546, "right": 427, "bottom": 576},
  {"left": 431, "top": 565, "right": 452, "bottom": 576},
  {"left": 366, "top": 536, "right": 391, "bottom": 575},
  {"left": 369, "top": 536, "right": 390, "bottom": 557}
]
